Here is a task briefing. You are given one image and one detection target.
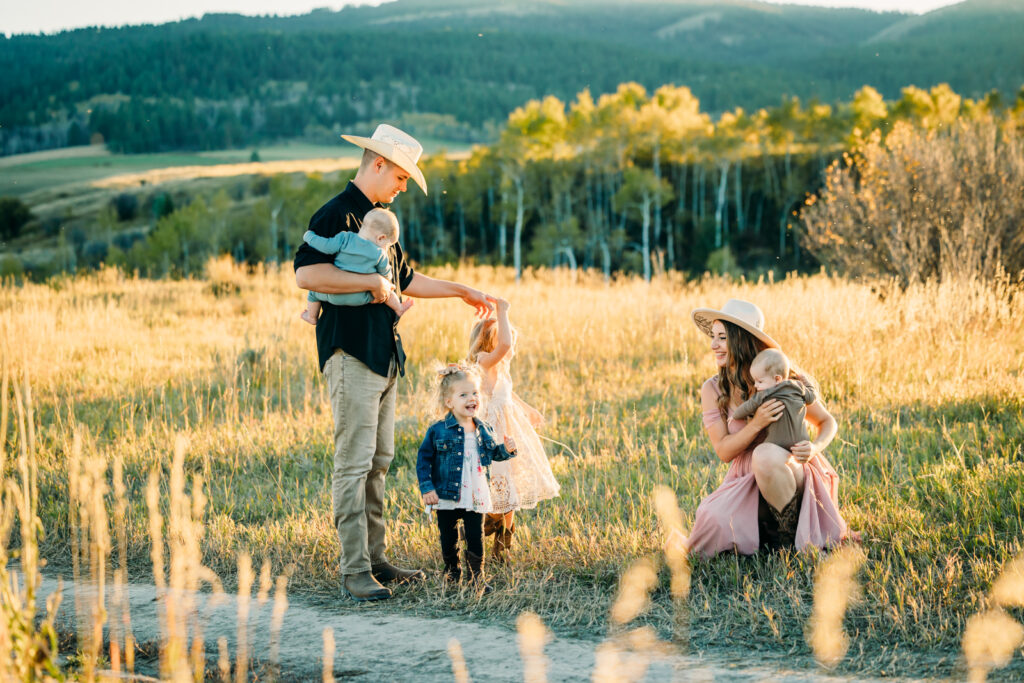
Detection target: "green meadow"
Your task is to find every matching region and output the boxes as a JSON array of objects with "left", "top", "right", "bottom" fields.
[
  {"left": 0, "top": 140, "right": 469, "bottom": 198},
  {"left": 3, "top": 262, "right": 1023, "bottom": 679}
]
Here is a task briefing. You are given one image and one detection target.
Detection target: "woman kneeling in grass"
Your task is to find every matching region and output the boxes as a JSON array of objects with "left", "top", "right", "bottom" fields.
[{"left": 673, "top": 299, "right": 857, "bottom": 556}]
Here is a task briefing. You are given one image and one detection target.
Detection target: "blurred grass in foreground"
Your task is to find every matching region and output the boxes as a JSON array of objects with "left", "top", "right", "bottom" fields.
[{"left": 2, "top": 260, "right": 1024, "bottom": 678}]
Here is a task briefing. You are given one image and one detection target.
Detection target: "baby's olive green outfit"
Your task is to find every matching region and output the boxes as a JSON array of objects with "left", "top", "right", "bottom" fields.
[{"left": 733, "top": 379, "right": 816, "bottom": 450}]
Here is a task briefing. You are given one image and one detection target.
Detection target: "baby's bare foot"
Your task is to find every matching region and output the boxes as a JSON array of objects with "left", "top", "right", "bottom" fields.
[
  {"left": 300, "top": 310, "right": 318, "bottom": 325},
  {"left": 395, "top": 299, "right": 414, "bottom": 318}
]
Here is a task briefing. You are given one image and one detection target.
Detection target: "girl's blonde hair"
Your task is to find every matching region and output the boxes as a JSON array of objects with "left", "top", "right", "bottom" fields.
[
  {"left": 434, "top": 362, "right": 481, "bottom": 415},
  {"left": 468, "top": 318, "right": 517, "bottom": 362}
]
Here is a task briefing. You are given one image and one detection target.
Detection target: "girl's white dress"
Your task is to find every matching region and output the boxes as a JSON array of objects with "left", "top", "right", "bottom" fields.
[
  {"left": 484, "top": 361, "right": 560, "bottom": 513},
  {"left": 431, "top": 435, "right": 493, "bottom": 514}
]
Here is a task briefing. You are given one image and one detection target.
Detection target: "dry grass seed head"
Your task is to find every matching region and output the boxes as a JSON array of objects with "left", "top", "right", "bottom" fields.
[
  {"left": 610, "top": 556, "right": 659, "bottom": 626},
  {"left": 963, "top": 609, "right": 1024, "bottom": 683},
  {"left": 516, "top": 611, "right": 548, "bottom": 683},
  {"left": 807, "top": 546, "right": 867, "bottom": 668}
]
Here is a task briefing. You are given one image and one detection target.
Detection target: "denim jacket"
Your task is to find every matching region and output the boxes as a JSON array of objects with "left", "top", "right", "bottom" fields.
[{"left": 416, "top": 413, "right": 516, "bottom": 500}]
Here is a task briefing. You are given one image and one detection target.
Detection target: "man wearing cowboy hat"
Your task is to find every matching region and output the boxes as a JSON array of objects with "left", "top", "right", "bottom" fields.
[{"left": 294, "top": 124, "right": 495, "bottom": 601}]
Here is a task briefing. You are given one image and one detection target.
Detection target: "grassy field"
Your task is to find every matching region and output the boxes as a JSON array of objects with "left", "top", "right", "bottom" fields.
[
  {"left": 2, "top": 262, "right": 1024, "bottom": 679},
  {"left": 0, "top": 140, "right": 471, "bottom": 198}
]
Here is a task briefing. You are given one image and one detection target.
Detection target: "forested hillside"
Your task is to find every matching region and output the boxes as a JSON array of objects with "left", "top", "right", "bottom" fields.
[
  {"left": 2, "top": 0, "right": 1022, "bottom": 156},
  {"left": 6, "top": 80, "right": 1008, "bottom": 286}
]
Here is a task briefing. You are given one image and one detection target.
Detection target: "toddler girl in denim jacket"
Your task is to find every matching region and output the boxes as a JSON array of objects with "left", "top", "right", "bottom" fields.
[{"left": 416, "top": 363, "right": 516, "bottom": 593}]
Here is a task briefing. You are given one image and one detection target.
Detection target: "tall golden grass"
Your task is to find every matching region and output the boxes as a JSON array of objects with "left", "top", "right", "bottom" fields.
[{"left": 2, "top": 259, "right": 1024, "bottom": 679}]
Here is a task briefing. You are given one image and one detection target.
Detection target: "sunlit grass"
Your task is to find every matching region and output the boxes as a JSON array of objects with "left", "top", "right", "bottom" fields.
[{"left": 2, "top": 261, "right": 1024, "bottom": 677}]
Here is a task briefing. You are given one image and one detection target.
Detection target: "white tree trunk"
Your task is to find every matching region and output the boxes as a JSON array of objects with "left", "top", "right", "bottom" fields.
[
  {"left": 457, "top": 202, "right": 466, "bottom": 259},
  {"left": 600, "top": 241, "right": 611, "bottom": 282},
  {"left": 714, "top": 161, "right": 730, "bottom": 249},
  {"left": 653, "top": 140, "right": 662, "bottom": 252},
  {"left": 666, "top": 221, "right": 674, "bottom": 270},
  {"left": 498, "top": 187, "right": 508, "bottom": 265},
  {"left": 733, "top": 162, "right": 744, "bottom": 233},
  {"left": 513, "top": 175, "right": 524, "bottom": 282},
  {"left": 562, "top": 246, "right": 577, "bottom": 274},
  {"left": 642, "top": 191, "right": 652, "bottom": 283}
]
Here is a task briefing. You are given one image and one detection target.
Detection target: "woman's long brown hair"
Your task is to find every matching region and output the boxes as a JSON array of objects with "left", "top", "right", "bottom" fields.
[{"left": 716, "top": 320, "right": 768, "bottom": 423}]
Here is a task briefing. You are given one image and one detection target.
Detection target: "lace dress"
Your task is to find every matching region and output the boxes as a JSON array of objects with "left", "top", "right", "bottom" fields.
[
  {"left": 685, "top": 376, "right": 851, "bottom": 557},
  {"left": 483, "top": 362, "right": 561, "bottom": 513}
]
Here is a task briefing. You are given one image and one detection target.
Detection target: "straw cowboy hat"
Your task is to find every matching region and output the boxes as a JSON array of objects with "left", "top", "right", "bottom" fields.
[
  {"left": 691, "top": 299, "right": 779, "bottom": 349},
  {"left": 341, "top": 124, "right": 428, "bottom": 195}
]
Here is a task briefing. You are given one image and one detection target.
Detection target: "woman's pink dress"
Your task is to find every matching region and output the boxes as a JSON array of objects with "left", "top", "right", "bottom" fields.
[{"left": 686, "top": 376, "right": 850, "bottom": 557}]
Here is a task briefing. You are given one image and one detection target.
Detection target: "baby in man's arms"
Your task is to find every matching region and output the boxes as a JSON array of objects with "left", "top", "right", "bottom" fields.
[{"left": 300, "top": 207, "right": 413, "bottom": 325}]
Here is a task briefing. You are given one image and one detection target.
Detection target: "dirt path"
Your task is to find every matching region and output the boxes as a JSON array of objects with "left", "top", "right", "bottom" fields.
[{"left": 38, "top": 575, "right": 892, "bottom": 682}]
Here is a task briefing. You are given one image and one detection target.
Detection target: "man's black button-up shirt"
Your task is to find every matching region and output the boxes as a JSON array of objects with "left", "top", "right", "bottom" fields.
[{"left": 293, "top": 182, "right": 414, "bottom": 376}]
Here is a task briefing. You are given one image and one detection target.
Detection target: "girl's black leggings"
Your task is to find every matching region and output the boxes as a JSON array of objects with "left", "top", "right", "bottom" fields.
[{"left": 436, "top": 509, "right": 484, "bottom": 560}]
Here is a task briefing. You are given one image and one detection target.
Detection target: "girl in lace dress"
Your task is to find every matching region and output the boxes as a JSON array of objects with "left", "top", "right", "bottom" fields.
[{"left": 468, "top": 298, "right": 560, "bottom": 561}]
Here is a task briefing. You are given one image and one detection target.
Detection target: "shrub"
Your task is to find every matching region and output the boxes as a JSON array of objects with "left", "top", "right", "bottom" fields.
[
  {"left": 40, "top": 216, "right": 62, "bottom": 238},
  {"left": 67, "top": 226, "right": 88, "bottom": 251},
  {"left": 0, "top": 196, "right": 32, "bottom": 240},
  {"left": 801, "top": 121, "right": 1024, "bottom": 285},
  {"left": 0, "top": 253, "right": 24, "bottom": 279},
  {"left": 112, "top": 229, "right": 146, "bottom": 251},
  {"left": 148, "top": 193, "right": 176, "bottom": 220},
  {"left": 250, "top": 176, "right": 271, "bottom": 196},
  {"left": 706, "top": 245, "right": 741, "bottom": 277},
  {"left": 112, "top": 193, "right": 139, "bottom": 221},
  {"left": 81, "top": 240, "right": 110, "bottom": 267}
]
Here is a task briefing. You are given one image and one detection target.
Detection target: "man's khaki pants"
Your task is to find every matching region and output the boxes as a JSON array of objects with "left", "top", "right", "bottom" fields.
[{"left": 324, "top": 350, "right": 396, "bottom": 576}]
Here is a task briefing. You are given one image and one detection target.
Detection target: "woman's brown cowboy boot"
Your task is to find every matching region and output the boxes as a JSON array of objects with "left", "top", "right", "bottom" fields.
[
  {"left": 758, "top": 493, "right": 783, "bottom": 552},
  {"left": 770, "top": 493, "right": 802, "bottom": 549}
]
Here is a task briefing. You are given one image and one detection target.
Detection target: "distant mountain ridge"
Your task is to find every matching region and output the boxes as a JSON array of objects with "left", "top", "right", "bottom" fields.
[{"left": 1, "top": 0, "right": 1022, "bottom": 156}]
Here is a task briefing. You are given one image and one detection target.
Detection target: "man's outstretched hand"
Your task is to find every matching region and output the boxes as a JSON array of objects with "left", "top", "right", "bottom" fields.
[{"left": 461, "top": 288, "right": 496, "bottom": 318}]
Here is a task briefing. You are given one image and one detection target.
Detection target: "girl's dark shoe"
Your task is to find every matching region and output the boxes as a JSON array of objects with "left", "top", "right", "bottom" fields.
[
  {"left": 442, "top": 550, "right": 461, "bottom": 583},
  {"left": 465, "top": 550, "right": 493, "bottom": 594}
]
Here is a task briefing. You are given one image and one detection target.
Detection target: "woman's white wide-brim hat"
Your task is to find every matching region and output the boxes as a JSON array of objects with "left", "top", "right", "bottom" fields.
[
  {"left": 341, "top": 124, "right": 428, "bottom": 196},
  {"left": 691, "top": 299, "right": 779, "bottom": 349}
]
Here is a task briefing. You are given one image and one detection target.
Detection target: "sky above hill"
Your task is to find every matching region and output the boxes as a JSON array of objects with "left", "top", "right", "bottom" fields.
[{"left": 1, "top": 0, "right": 964, "bottom": 37}]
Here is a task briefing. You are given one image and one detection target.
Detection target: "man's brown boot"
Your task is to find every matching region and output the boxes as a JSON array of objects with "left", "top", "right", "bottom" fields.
[
  {"left": 372, "top": 560, "right": 425, "bottom": 585},
  {"left": 343, "top": 571, "right": 392, "bottom": 601}
]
